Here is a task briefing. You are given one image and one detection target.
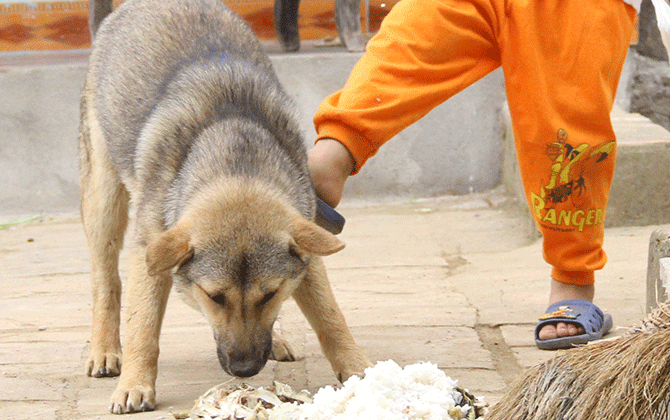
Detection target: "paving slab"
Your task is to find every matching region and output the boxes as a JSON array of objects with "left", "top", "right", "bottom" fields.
[{"left": 0, "top": 187, "right": 656, "bottom": 418}]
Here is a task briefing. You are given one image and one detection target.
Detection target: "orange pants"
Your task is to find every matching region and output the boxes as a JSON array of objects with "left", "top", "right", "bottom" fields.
[{"left": 314, "top": 0, "right": 636, "bottom": 285}]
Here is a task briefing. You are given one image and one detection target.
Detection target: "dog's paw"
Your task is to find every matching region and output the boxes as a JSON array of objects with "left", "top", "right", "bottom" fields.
[
  {"left": 86, "top": 351, "right": 122, "bottom": 378},
  {"left": 333, "top": 355, "right": 373, "bottom": 383},
  {"left": 269, "top": 334, "right": 296, "bottom": 362},
  {"left": 109, "top": 383, "right": 156, "bottom": 414}
]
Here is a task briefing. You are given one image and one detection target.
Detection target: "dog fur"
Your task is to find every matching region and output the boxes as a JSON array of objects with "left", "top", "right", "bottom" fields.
[{"left": 79, "top": 0, "right": 371, "bottom": 413}]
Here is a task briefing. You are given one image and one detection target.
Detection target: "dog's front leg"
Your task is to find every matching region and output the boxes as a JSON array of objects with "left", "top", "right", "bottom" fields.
[
  {"left": 109, "top": 241, "right": 172, "bottom": 414},
  {"left": 292, "top": 257, "right": 372, "bottom": 382}
]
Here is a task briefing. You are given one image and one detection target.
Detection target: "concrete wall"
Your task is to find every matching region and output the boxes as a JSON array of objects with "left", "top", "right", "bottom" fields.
[
  {"left": 273, "top": 52, "right": 506, "bottom": 201},
  {"left": 0, "top": 50, "right": 507, "bottom": 215},
  {"left": 0, "top": 62, "right": 83, "bottom": 215}
]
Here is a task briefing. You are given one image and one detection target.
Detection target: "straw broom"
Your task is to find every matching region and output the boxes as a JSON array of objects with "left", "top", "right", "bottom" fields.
[{"left": 486, "top": 302, "right": 670, "bottom": 420}]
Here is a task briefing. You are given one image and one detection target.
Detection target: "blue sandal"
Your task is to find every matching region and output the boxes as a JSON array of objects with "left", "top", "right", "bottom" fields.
[{"left": 535, "top": 299, "right": 613, "bottom": 350}]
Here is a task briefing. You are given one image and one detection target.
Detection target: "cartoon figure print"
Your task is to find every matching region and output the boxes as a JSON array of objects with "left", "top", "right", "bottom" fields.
[{"left": 531, "top": 128, "right": 615, "bottom": 232}]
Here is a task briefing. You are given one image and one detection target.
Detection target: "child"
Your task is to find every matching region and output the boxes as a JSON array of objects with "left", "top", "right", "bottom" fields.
[{"left": 308, "top": 0, "right": 640, "bottom": 349}]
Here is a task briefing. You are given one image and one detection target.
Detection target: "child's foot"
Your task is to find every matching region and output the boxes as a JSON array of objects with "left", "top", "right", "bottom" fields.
[
  {"left": 535, "top": 299, "right": 612, "bottom": 350},
  {"left": 536, "top": 279, "right": 594, "bottom": 341}
]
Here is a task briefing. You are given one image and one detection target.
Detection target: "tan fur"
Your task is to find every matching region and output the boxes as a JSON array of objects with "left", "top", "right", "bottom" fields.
[
  {"left": 79, "top": 0, "right": 371, "bottom": 413},
  {"left": 291, "top": 215, "right": 346, "bottom": 256},
  {"left": 146, "top": 226, "right": 193, "bottom": 277}
]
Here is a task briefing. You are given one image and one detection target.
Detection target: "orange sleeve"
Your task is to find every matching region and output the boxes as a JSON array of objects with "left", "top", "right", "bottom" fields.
[{"left": 313, "top": 0, "right": 501, "bottom": 174}]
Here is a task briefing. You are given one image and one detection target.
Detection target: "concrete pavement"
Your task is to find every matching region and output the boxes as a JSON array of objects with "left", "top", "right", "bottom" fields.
[{"left": 0, "top": 187, "right": 655, "bottom": 419}]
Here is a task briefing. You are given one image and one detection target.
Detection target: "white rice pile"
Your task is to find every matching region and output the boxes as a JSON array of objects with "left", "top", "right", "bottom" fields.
[{"left": 268, "top": 360, "right": 484, "bottom": 420}]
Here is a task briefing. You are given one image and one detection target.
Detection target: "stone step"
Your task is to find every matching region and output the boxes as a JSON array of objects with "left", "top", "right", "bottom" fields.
[{"left": 608, "top": 105, "right": 670, "bottom": 227}]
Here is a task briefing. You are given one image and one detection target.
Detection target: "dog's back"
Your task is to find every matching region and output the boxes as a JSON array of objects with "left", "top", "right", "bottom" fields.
[{"left": 84, "top": 0, "right": 314, "bottom": 226}]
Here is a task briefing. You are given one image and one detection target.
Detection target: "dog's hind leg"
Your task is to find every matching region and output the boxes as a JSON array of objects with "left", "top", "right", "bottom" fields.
[
  {"left": 79, "top": 87, "right": 129, "bottom": 378},
  {"left": 292, "top": 257, "right": 372, "bottom": 382}
]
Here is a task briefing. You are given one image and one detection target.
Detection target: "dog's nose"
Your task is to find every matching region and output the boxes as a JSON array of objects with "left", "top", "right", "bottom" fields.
[
  {"left": 229, "top": 360, "right": 263, "bottom": 378},
  {"left": 220, "top": 347, "right": 268, "bottom": 378}
]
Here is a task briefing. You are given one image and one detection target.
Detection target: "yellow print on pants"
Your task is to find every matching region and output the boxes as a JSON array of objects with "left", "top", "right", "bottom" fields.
[{"left": 531, "top": 129, "right": 614, "bottom": 232}]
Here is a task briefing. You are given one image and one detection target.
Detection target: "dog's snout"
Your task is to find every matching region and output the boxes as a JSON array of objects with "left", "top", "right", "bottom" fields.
[
  {"left": 218, "top": 345, "right": 270, "bottom": 378},
  {"left": 227, "top": 349, "right": 267, "bottom": 377}
]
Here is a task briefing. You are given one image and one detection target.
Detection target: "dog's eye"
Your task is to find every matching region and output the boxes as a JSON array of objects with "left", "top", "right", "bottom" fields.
[
  {"left": 210, "top": 293, "right": 226, "bottom": 306},
  {"left": 258, "top": 291, "right": 276, "bottom": 307}
]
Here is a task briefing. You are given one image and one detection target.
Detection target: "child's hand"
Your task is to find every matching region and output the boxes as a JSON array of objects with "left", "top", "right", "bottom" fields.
[{"left": 308, "top": 139, "right": 355, "bottom": 208}]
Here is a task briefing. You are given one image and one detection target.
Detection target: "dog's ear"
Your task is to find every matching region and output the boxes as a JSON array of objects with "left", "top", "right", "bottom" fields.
[
  {"left": 291, "top": 216, "right": 345, "bottom": 256},
  {"left": 146, "top": 226, "right": 194, "bottom": 276}
]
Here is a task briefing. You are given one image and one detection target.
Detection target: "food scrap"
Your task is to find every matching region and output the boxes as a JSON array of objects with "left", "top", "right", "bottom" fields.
[
  {"left": 188, "top": 360, "right": 486, "bottom": 420},
  {"left": 189, "top": 381, "right": 312, "bottom": 420}
]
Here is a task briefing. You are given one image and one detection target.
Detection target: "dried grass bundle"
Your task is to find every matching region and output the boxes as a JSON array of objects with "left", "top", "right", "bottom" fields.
[{"left": 487, "top": 302, "right": 670, "bottom": 420}]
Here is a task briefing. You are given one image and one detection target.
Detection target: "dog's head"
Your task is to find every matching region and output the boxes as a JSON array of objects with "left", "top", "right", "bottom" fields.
[{"left": 144, "top": 184, "right": 343, "bottom": 378}]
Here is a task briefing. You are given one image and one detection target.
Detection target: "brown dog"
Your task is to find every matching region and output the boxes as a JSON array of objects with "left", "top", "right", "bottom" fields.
[{"left": 78, "top": 0, "right": 371, "bottom": 413}]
